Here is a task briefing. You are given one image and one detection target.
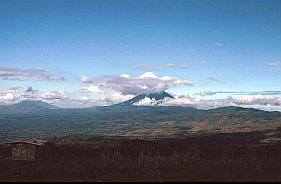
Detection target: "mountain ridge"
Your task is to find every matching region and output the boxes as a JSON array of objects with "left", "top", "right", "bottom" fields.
[{"left": 0, "top": 99, "right": 281, "bottom": 142}]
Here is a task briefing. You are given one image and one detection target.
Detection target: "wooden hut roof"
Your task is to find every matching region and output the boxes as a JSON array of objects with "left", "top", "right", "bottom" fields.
[{"left": 5, "top": 139, "right": 45, "bottom": 146}]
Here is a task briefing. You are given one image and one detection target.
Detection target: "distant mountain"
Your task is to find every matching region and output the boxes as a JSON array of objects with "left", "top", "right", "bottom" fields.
[
  {"left": 1, "top": 104, "right": 281, "bottom": 143},
  {"left": 117, "top": 91, "right": 174, "bottom": 106},
  {"left": 0, "top": 101, "right": 281, "bottom": 142},
  {"left": 0, "top": 100, "right": 59, "bottom": 114}
]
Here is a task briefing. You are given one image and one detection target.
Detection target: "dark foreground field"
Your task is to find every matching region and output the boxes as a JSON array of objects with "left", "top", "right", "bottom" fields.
[{"left": 1, "top": 131, "right": 281, "bottom": 182}]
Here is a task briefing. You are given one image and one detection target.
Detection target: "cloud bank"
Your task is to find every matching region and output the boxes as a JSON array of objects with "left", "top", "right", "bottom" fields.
[
  {"left": 0, "top": 87, "right": 281, "bottom": 111},
  {"left": 129, "top": 94, "right": 280, "bottom": 111}
]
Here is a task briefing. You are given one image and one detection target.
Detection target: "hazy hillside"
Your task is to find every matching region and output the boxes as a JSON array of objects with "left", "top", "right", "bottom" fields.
[
  {"left": 0, "top": 100, "right": 59, "bottom": 114},
  {"left": 0, "top": 104, "right": 281, "bottom": 143}
]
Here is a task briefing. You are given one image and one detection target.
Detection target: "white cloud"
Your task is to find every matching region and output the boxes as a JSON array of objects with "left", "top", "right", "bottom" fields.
[
  {"left": 134, "top": 97, "right": 158, "bottom": 106},
  {"left": 102, "top": 92, "right": 134, "bottom": 104},
  {"left": 156, "top": 94, "right": 281, "bottom": 111},
  {"left": 0, "top": 92, "right": 15, "bottom": 101},
  {"left": 80, "top": 72, "right": 193, "bottom": 95},
  {"left": 0, "top": 87, "right": 68, "bottom": 106},
  {"left": 137, "top": 72, "right": 158, "bottom": 79},
  {"left": 234, "top": 95, "right": 281, "bottom": 106},
  {"left": 0, "top": 89, "right": 22, "bottom": 103},
  {"left": 159, "top": 94, "right": 204, "bottom": 107},
  {"left": 0, "top": 87, "right": 134, "bottom": 107},
  {"left": 1, "top": 86, "right": 280, "bottom": 111},
  {"left": 80, "top": 85, "right": 103, "bottom": 93},
  {"left": 67, "top": 92, "right": 135, "bottom": 107},
  {"left": 39, "top": 91, "right": 66, "bottom": 101},
  {"left": 120, "top": 74, "right": 130, "bottom": 78}
]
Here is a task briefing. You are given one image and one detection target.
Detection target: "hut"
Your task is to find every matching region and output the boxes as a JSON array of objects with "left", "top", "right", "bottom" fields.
[{"left": 5, "top": 139, "right": 45, "bottom": 161}]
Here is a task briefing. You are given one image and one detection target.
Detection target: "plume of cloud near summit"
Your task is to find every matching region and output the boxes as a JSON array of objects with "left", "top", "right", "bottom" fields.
[{"left": 25, "top": 86, "right": 39, "bottom": 94}]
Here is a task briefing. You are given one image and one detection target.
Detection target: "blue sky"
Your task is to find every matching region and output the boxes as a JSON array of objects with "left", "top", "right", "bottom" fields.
[{"left": 0, "top": 0, "right": 281, "bottom": 110}]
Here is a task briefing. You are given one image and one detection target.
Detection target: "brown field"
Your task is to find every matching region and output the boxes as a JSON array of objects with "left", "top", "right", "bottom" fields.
[{"left": 1, "top": 131, "right": 281, "bottom": 182}]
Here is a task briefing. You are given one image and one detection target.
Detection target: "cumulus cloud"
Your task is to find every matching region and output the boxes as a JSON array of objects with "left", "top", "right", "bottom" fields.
[
  {"left": 80, "top": 85, "right": 103, "bottom": 93},
  {"left": 120, "top": 74, "right": 130, "bottom": 78},
  {"left": 137, "top": 72, "right": 158, "bottom": 79},
  {"left": 39, "top": 91, "right": 66, "bottom": 101},
  {"left": 156, "top": 94, "right": 281, "bottom": 111},
  {"left": 0, "top": 89, "right": 21, "bottom": 104},
  {"left": 0, "top": 68, "right": 65, "bottom": 82},
  {"left": 67, "top": 92, "right": 134, "bottom": 107},
  {"left": 0, "top": 91, "right": 16, "bottom": 101},
  {"left": 80, "top": 72, "right": 193, "bottom": 95},
  {"left": 233, "top": 95, "right": 281, "bottom": 106},
  {"left": 0, "top": 87, "right": 67, "bottom": 106},
  {"left": 0, "top": 87, "right": 135, "bottom": 108},
  {"left": 134, "top": 97, "right": 158, "bottom": 106},
  {"left": 158, "top": 94, "right": 207, "bottom": 108},
  {"left": 0, "top": 88, "right": 23, "bottom": 103},
  {"left": 102, "top": 92, "right": 134, "bottom": 104},
  {"left": 135, "top": 63, "right": 188, "bottom": 69}
]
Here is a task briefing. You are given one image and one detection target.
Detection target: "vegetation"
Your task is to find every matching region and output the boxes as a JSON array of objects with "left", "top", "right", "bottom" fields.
[
  {"left": 0, "top": 105, "right": 281, "bottom": 143},
  {"left": 1, "top": 131, "right": 281, "bottom": 181}
]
